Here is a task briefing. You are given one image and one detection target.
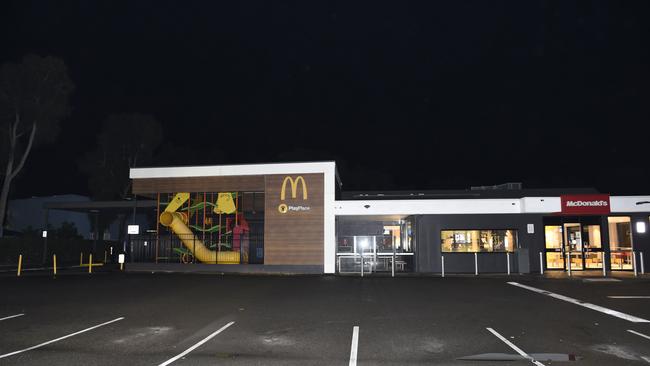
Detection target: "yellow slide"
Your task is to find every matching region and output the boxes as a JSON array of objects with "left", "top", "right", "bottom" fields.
[{"left": 161, "top": 193, "right": 239, "bottom": 264}]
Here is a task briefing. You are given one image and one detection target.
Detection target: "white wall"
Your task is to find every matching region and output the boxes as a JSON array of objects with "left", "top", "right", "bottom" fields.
[
  {"left": 334, "top": 198, "right": 522, "bottom": 216},
  {"left": 520, "top": 197, "right": 561, "bottom": 213},
  {"left": 610, "top": 196, "right": 650, "bottom": 213},
  {"left": 335, "top": 195, "right": 650, "bottom": 217}
]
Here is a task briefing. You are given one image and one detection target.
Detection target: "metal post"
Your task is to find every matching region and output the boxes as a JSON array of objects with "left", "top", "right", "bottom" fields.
[
  {"left": 539, "top": 252, "right": 543, "bottom": 275},
  {"left": 338, "top": 256, "right": 341, "bottom": 274},
  {"left": 89, "top": 254, "right": 93, "bottom": 274},
  {"left": 507, "top": 252, "right": 510, "bottom": 275},
  {"left": 391, "top": 255, "right": 395, "bottom": 278},
  {"left": 567, "top": 255, "right": 572, "bottom": 277},
  {"left": 80, "top": 252, "right": 83, "bottom": 266},
  {"left": 633, "top": 251, "right": 637, "bottom": 277},
  {"left": 441, "top": 256, "right": 445, "bottom": 277},
  {"left": 360, "top": 253, "right": 364, "bottom": 277},
  {"left": 17, "top": 254, "right": 22, "bottom": 277},
  {"left": 641, "top": 252, "right": 645, "bottom": 274},
  {"left": 42, "top": 209, "right": 49, "bottom": 264},
  {"left": 53, "top": 254, "right": 57, "bottom": 277},
  {"left": 474, "top": 252, "right": 478, "bottom": 275},
  {"left": 392, "top": 231, "right": 396, "bottom": 278},
  {"left": 602, "top": 260, "right": 606, "bottom": 277}
]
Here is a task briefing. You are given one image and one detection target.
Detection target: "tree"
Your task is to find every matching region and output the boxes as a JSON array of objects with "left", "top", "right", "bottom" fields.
[
  {"left": 79, "top": 113, "right": 163, "bottom": 243},
  {"left": 80, "top": 113, "right": 163, "bottom": 200},
  {"left": 0, "top": 55, "right": 74, "bottom": 237}
]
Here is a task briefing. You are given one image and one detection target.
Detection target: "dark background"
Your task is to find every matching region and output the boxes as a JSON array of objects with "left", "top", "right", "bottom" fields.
[{"left": 2, "top": 1, "right": 649, "bottom": 197}]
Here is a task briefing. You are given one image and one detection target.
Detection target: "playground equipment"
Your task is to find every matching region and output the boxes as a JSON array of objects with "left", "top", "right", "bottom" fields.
[{"left": 160, "top": 192, "right": 249, "bottom": 264}]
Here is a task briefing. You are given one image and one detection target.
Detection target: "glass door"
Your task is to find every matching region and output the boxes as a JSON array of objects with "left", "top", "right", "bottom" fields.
[
  {"left": 582, "top": 224, "right": 604, "bottom": 269},
  {"left": 608, "top": 216, "right": 634, "bottom": 270},
  {"left": 564, "top": 223, "right": 583, "bottom": 270},
  {"left": 544, "top": 225, "right": 564, "bottom": 269}
]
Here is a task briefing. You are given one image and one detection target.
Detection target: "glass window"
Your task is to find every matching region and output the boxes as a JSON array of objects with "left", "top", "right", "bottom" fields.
[
  {"left": 440, "top": 229, "right": 517, "bottom": 253},
  {"left": 608, "top": 216, "right": 632, "bottom": 251},
  {"left": 544, "top": 226, "right": 562, "bottom": 249}
]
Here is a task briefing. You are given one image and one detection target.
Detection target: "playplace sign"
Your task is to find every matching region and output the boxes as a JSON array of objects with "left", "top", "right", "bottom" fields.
[
  {"left": 278, "top": 176, "right": 311, "bottom": 214},
  {"left": 560, "top": 194, "right": 610, "bottom": 215}
]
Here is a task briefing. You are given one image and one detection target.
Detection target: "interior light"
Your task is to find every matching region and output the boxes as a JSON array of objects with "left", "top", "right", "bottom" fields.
[{"left": 636, "top": 221, "right": 646, "bottom": 234}]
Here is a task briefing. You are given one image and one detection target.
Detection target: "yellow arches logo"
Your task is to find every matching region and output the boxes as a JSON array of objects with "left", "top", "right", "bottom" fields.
[
  {"left": 280, "top": 176, "right": 308, "bottom": 200},
  {"left": 278, "top": 176, "right": 309, "bottom": 214}
]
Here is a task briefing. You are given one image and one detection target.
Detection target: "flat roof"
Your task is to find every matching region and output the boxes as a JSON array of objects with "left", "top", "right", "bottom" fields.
[
  {"left": 130, "top": 161, "right": 339, "bottom": 182},
  {"left": 43, "top": 200, "right": 157, "bottom": 213}
]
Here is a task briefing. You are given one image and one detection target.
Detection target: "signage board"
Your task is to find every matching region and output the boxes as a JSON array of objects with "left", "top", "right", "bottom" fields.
[
  {"left": 264, "top": 173, "right": 324, "bottom": 265},
  {"left": 527, "top": 224, "right": 534, "bottom": 234},
  {"left": 560, "top": 194, "right": 610, "bottom": 215},
  {"left": 127, "top": 225, "right": 140, "bottom": 235}
]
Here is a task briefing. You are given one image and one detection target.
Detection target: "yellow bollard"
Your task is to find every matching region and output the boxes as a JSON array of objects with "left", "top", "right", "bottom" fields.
[
  {"left": 17, "top": 254, "right": 22, "bottom": 277},
  {"left": 88, "top": 254, "right": 93, "bottom": 274},
  {"left": 53, "top": 254, "right": 57, "bottom": 277},
  {"left": 80, "top": 252, "right": 83, "bottom": 266}
]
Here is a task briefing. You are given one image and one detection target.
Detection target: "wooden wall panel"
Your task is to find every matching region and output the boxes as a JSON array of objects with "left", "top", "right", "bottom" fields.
[
  {"left": 264, "top": 174, "right": 324, "bottom": 265},
  {"left": 132, "top": 175, "right": 265, "bottom": 194}
]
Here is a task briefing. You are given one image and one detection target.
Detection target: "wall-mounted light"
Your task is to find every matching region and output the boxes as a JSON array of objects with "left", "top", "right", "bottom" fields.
[{"left": 636, "top": 221, "right": 646, "bottom": 234}]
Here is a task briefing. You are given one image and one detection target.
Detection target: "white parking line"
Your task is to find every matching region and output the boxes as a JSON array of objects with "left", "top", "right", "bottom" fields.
[
  {"left": 486, "top": 328, "right": 545, "bottom": 366},
  {"left": 642, "top": 355, "right": 650, "bottom": 364},
  {"left": 349, "top": 326, "right": 359, "bottom": 366},
  {"left": 0, "top": 313, "right": 24, "bottom": 322},
  {"left": 0, "top": 317, "right": 124, "bottom": 359},
  {"left": 158, "top": 321, "right": 235, "bottom": 366},
  {"left": 628, "top": 329, "right": 650, "bottom": 341},
  {"left": 608, "top": 296, "right": 650, "bottom": 299},
  {"left": 508, "top": 282, "right": 650, "bottom": 323}
]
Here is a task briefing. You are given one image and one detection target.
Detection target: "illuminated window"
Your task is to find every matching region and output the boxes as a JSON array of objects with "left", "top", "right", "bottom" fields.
[
  {"left": 440, "top": 230, "right": 517, "bottom": 253},
  {"left": 608, "top": 216, "right": 632, "bottom": 251}
]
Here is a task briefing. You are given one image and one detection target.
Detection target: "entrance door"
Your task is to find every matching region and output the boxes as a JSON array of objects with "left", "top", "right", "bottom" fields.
[
  {"left": 544, "top": 222, "right": 604, "bottom": 271},
  {"left": 564, "top": 223, "right": 584, "bottom": 270},
  {"left": 582, "top": 224, "right": 604, "bottom": 269},
  {"left": 544, "top": 225, "right": 564, "bottom": 269}
]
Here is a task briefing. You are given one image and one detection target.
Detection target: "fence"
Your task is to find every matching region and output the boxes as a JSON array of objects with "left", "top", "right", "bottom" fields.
[
  {"left": 0, "top": 236, "right": 118, "bottom": 272},
  {"left": 129, "top": 232, "right": 264, "bottom": 265}
]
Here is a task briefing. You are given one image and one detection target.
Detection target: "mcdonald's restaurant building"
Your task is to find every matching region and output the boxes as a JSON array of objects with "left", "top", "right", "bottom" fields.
[{"left": 129, "top": 162, "right": 650, "bottom": 275}]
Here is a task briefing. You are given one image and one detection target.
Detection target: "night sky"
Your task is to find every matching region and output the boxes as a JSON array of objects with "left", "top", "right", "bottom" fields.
[{"left": 2, "top": 1, "right": 650, "bottom": 197}]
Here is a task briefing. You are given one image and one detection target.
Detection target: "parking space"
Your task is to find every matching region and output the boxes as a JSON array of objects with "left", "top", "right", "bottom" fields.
[{"left": 1, "top": 274, "right": 649, "bottom": 365}]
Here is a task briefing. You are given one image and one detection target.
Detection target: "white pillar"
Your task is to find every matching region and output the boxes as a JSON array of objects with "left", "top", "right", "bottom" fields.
[
  {"left": 633, "top": 251, "right": 637, "bottom": 277},
  {"left": 474, "top": 252, "right": 478, "bottom": 276},
  {"left": 506, "top": 252, "right": 510, "bottom": 275},
  {"left": 441, "top": 256, "right": 445, "bottom": 278},
  {"left": 539, "top": 252, "right": 544, "bottom": 275},
  {"left": 641, "top": 252, "right": 645, "bottom": 274}
]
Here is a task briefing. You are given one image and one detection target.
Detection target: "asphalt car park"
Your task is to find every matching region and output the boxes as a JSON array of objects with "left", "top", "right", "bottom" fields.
[{"left": 1, "top": 272, "right": 650, "bottom": 365}]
